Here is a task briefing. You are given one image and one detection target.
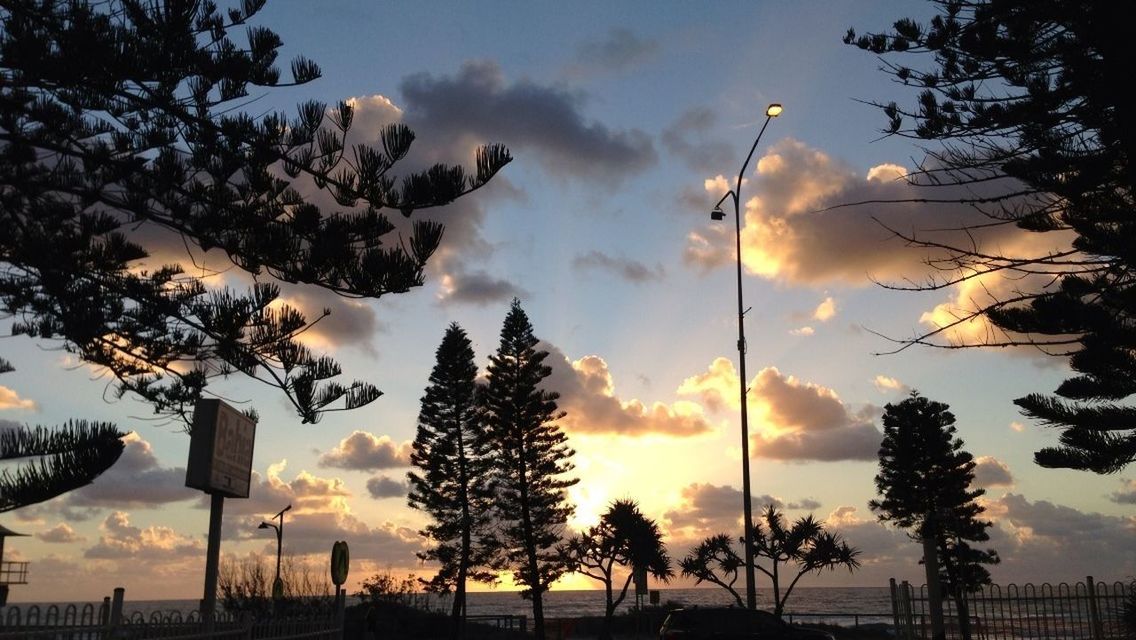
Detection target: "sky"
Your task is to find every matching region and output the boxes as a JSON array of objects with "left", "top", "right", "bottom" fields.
[{"left": 1, "top": 0, "right": 1133, "bottom": 604}]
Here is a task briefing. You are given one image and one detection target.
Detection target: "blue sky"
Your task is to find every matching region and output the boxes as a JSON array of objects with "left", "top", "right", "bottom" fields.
[{"left": 1, "top": 1, "right": 1132, "bottom": 602}]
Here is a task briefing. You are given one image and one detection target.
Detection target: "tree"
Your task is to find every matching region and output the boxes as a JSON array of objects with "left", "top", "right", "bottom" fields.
[
  {"left": 560, "top": 499, "right": 672, "bottom": 640},
  {"left": 870, "top": 392, "right": 998, "bottom": 640},
  {"left": 679, "top": 534, "right": 746, "bottom": 608},
  {"left": 0, "top": 0, "right": 510, "bottom": 426},
  {"left": 750, "top": 506, "right": 860, "bottom": 618},
  {"left": 846, "top": 2, "right": 1136, "bottom": 473},
  {"left": 679, "top": 507, "right": 861, "bottom": 618},
  {"left": 0, "top": 358, "right": 126, "bottom": 512},
  {"left": 482, "top": 299, "right": 577, "bottom": 640},
  {"left": 407, "top": 323, "right": 497, "bottom": 640}
]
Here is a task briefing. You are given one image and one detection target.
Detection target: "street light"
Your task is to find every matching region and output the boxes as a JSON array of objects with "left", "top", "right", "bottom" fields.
[
  {"left": 258, "top": 504, "right": 292, "bottom": 600},
  {"left": 709, "top": 102, "right": 782, "bottom": 611}
]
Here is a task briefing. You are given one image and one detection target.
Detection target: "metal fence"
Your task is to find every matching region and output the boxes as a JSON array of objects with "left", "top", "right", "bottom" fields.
[
  {"left": 0, "top": 587, "right": 341, "bottom": 640},
  {"left": 891, "top": 576, "right": 1134, "bottom": 640}
]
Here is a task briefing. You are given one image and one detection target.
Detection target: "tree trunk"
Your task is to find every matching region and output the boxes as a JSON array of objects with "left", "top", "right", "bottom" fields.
[
  {"left": 922, "top": 536, "right": 947, "bottom": 640},
  {"left": 602, "top": 579, "right": 615, "bottom": 640}
]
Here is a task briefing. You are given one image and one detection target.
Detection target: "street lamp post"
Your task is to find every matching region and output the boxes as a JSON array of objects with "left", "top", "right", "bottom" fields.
[
  {"left": 258, "top": 504, "right": 292, "bottom": 600},
  {"left": 710, "top": 103, "right": 782, "bottom": 611}
]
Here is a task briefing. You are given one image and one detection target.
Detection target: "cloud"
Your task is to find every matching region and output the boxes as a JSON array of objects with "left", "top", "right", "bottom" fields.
[
  {"left": 0, "top": 385, "right": 36, "bottom": 410},
  {"left": 436, "top": 269, "right": 527, "bottom": 306},
  {"left": 64, "top": 433, "right": 196, "bottom": 509},
  {"left": 790, "top": 327, "right": 815, "bottom": 337},
  {"left": 873, "top": 375, "right": 909, "bottom": 394},
  {"left": 813, "top": 297, "right": 837, "bottom": 322},
  {"left": 678, "top": 359, "right": 880, "bottom": 461},
  {"left": 661, "top": 107, "right": 735, "bottom": 173},
  {"left": 787, "top": 498, "right": 822, "bottom": 511},
  {"left": 84, "top": 511, "right": 203, "bottom": 560},
  {"left": 984, "top": 493, "right": 1136, "bottom": 581},
  {"left": 662, "top": 483, "right": 782, "bottom": 542},
  {"left": 972, "top": 456, "right": 1014, "bottom": 488},
  {"left": 572, "top": 251, "right": 665, "bottom": 283},
  {"left": 542, "top": 342, "right": 714, "bottom": 438},
  {"left": 677, "top": 357, "right": 737, "bottom": 413},
  {"left": 683, "top": 138, "right": 1074, "bottom": 354},
  {"left": 213, "top": 461, "right": 352, "bottom": 522},
  {"left": 571, "top": 28, "right": 660, "bottom": 75},
  {"left": 400, "top": 60, "right": 656, "bottom": 182},
  {"left": 749, "top": 367, "right": 882, "bottom": 461},
  {"left": 1010, "top": 421, "right": 1026, "bottom": 433},
  {"left": 318, "top": 431, "right": 412, "bottom": 471},
  {"left": 366, "top": 476, "right": 408, "bottom": 499},
  {"left": 36, "top": 523, "right": 85, "bottom": 544},
  {"left": 1109, "top": 479, "right": 1136, "bottom": 505}
]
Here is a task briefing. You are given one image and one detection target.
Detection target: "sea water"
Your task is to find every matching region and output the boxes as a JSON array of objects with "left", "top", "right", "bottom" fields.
[{"left": 2, "top": 587, "right": 895, "bottom": 627}]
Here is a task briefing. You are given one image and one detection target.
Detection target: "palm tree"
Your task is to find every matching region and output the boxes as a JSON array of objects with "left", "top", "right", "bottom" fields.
[{"left": 561, "top": 499, "right": 673, "bottom": 640}]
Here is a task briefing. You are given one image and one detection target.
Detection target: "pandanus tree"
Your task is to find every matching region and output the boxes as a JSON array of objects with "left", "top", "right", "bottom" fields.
[
  {"left": 680, "top": 506, "right": 861, "bottom": 618},
  {"left": 560, "top": 499, "right": 673, "bottom": 640}
]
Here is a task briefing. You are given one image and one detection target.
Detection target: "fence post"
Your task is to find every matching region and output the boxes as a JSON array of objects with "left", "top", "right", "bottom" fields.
[
  {"left": 1085, "top": 576, "right": 1104, "bottom": 640},
  {"left": 891, "top": 579, "right": 901, "bottom": 639}
]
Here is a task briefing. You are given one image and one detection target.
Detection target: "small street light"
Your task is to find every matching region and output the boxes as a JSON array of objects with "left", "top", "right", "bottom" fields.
[
  {"left": 258, "top": 504, "right": 292, "bottom": 600},
  {"left": 709, "top": 102, "right": 782, "bottom": 611}
]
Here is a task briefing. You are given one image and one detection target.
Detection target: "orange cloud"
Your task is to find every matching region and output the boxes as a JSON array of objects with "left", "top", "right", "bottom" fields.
[{"left": 0, "top": 385, "right": 36, "bottom": 410}]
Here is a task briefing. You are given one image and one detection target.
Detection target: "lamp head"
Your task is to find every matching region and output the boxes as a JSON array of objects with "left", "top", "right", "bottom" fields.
[
  {"left": 283, "top": 504, "right": 292, "bottom": 513},
  {"left": 765, "top": 103, "right": 783, "bottom": 118},
  {"left": 710, "top": 208, "right": 726, "bottom": 221},
  {"left": 258, "top": 522, "right": 270, "bottom": 530}
]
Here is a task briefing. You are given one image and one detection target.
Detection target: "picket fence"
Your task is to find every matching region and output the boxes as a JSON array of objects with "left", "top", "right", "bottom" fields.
[
  {"left": 891, "top": 576, "right": 1134, "bottom": 640},
  {"left": 0, "top": 587, "right": 342, "bottom": 640}
]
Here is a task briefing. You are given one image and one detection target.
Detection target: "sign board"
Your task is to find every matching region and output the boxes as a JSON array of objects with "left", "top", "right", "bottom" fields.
[{"left": 185, "top": 399, "right": 256, "bottom": 498}]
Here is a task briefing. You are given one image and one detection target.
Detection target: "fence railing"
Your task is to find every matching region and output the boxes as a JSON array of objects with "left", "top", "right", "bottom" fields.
[
  {"left": 891, "top": 576, "right": 1134, "bottom": 640},
  {"left": 0, "top": 587, "right": 342, "bottom": 640},
  {"left": 0, "top": 562, "right": 28, "bottom": 586}
]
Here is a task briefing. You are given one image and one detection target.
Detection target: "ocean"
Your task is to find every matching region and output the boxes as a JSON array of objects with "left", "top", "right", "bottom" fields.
[{"left": 3, "top": 587, "right": 895, "bottom": 627}]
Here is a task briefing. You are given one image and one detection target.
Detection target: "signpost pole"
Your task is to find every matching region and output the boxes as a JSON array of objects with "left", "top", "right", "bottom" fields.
[{"left": 201, "top": 493, "right": 224, "bottom": 632}]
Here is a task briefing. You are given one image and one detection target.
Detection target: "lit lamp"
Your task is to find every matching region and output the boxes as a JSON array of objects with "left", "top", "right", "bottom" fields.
[
  {"left": 709, "top": 102, "right": 782, "bottom": 611},
  {"left": 258, "top": 504, "right": 292, "bottom": 600}
]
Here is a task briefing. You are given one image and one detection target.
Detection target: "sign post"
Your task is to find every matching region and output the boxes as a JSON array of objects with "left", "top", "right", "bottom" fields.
[{"left": 185, "top": 400, "right": 257, "bottom": 628}]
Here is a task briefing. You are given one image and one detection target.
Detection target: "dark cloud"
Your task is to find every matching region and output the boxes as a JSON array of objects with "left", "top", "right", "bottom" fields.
[
  {"left": 540, "top": 342, "right": 713, "bottom": 437},
  {"left": 1109, "top": 479, "right": 1136, "bottom": 505},
  {"left": 973, "top": 456, "right": 1014, "bottom": 488},
  {"left": 571, "top": 28, "right": 660, "bottom": 75},
  {"left": 662, "top": 107, "right": 735, "bottom": 173},
  {"left": 787, "top": 498, "right": 822, "bottom": 511},
  {"left": 436, "top": 269, "right": 527, "bottom": 307},
  {"left": 318, "top": 431, "right": 412, "bottom": 471},
  {"left": 572, "top": 251, "right": 665, "bottom": 283},
  {"left": 366, "top": 475, "right": 408, "bottom": 499},
  {"left": 400, "top": 60, "right": 656, "bottom": 182},
  {"left": 985, "top": 493, "right": 1136, "bottom": 581}
]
